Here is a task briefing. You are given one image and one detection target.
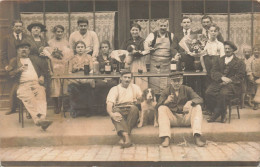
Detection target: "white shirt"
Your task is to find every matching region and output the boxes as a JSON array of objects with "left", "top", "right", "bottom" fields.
[
  {"left": 106, "top": 84, "right": 142, "bottom": 105},
  {"left": 144, "top": 32, "right": 174, "bottom": 51},
  {"left": 225, "top": 55, "right": 234, "bottom": 65},
  {"left": 13, "top": 32, "right": 22, "bottom": 40},
  {"left": 69, "top": 30, "right": 99, "bottom": 57},
  {"left": 204, "top": 39, "right": 225, "bottom": 57},
  {"left": 19, "top": 58, "right": 38, "bottom": 83}
]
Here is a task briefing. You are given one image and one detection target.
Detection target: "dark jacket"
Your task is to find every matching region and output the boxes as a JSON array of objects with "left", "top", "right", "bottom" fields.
[
  {"left": 27, "top": 35, "right": 48, "bottom": 56},
  {"left": 7, "top": 55, "right": 50, "bottom": 95},
  {"left": 211, "top": 55, "right": 245, "bottom": 85},
  {"left": 1, "top": 32, "right": 31, "bottom": 68},
  {"left": 156, "top": 85, "right": 203, "bottom": 113},
  {"left": 194, "top": 28, "right": 224, "bottom": 43}
]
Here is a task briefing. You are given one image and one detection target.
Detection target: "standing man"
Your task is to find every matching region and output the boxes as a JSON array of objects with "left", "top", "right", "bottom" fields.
[
  {"left": 156, "top": 72, "right": 205, "bottom": 147},
  {"left": 106, "top": 70, "right": 142, "bottom": 148},
  {"left": 206, "top": 41, "right": 245, "bottom": 123},
  {"left": 6, "top": 42, "right": 52, "bottom": 130},
  {"left": 144, "top": 19, "right": 174, "bottom": 95},
  {"left": 69, "top": 17, "right": 99, "bottom": 57},
  {"left": 195, "top": 15, "right": 224, "bottom": 43},
  {"left": 1, "top": 20, "right": 30, "bottom": 115}
]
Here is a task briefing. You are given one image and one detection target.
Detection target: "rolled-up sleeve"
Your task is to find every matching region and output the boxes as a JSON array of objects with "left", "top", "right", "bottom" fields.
[
  {"left": 143, "top": 33, "right": 155, "bottom": 51},
  {"left": 106, "top": 86, "right": 117, "bottom": 104}
]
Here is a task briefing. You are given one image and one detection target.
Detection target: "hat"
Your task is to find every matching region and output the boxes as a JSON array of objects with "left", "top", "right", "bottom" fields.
[
  {"left": 169, "top": 72, "right": 184, "bottom": 78},
  {"left": 120, "top": 69, "right": 132, "bottom": 76},
  {"left": 224, "top": 41, "right": 237, "bottom": 51},
  {"left": 27, "top": 22, "right": 47, "bottom": 32},
  {"left": 16, "top": 41, "right": 31, "bottom": 49}
]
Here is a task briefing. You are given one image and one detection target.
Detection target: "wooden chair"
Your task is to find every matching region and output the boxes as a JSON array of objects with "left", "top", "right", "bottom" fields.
[{"left": 227, "top": 96, "right": 241, "bottom": 123}]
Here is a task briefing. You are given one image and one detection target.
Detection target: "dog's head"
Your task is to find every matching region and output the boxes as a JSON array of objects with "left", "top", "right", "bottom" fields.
[{"left": 142, "top": 88, "right": 155, "bottom": 102}]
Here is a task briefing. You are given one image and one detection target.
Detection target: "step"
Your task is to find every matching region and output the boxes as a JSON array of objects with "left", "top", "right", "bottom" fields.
[{"left": 0, "top": 107, "right": 260, "bottom": 147}]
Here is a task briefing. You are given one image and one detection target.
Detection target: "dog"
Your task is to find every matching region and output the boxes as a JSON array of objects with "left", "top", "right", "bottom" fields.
[{"left": 138, "top": 88, "right": 158, "bottom": 128}]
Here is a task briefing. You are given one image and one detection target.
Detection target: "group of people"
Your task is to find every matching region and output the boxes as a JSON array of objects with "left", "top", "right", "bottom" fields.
[{"left": 1, "top": 14, "right": 259, "bottom": 147}]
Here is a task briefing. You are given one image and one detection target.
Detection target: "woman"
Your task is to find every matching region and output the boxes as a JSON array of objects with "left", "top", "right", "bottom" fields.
[
  {"left": 67, "top": 41, "right": 94, "bottom": 118},
  {"left": 95, "top": 40, "right": 118, "bottom": 115},
  {"left": 121, "top": 23, "right": 148, "bottom": 91},
  {"left": 44, "top": 25, "right": 72, "bottom": 114}
]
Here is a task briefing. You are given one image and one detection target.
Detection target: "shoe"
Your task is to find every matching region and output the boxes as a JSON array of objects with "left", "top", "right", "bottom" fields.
[
  {"left": 253, "top": 104, "right": 258, "bottom": 110},
  {"left": 221, "top": 114, "right": 227, "bottom": 123},
  {"left": 161, "top": 137, "right": 170, "bottom": 147},
  {"left": 121, "top": 142, "right": 133, "bottom": 148},
  {"left": 26, "top": 113, "right": 32, "bottom": 119},
  {"left": 203, "top": 111, "right": 212, "bottom": 115},
  {"left": 38, "top": 120, "right": 53, "bottom": 131},
  {"left": 5, "top": 110, "right": 16, "bottom": 115},
  {"left": 194, "top": 134, "right": 205, "bottom": 147},
  {"left": 207, "top": 116, "right": 218, "bottom": 123}
]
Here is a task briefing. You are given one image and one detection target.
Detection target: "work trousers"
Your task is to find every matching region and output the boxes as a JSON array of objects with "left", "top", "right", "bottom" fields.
[
  {"left": 17, "top": 81, "right": 47, "bottom": 124},
  {"left": 158, "top": 101, "right": 202, "bottom": 138}
]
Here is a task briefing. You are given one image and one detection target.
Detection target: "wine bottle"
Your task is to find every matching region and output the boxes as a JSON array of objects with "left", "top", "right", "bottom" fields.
[
  {"left": 93, "top": 57, "right": 100, "bottom": 74},
  {"left": 170, "top": 58, "right": 177, "bottom": 72},
  {"left": 105, "top": 61, "right": 111, "bottom": 74}
]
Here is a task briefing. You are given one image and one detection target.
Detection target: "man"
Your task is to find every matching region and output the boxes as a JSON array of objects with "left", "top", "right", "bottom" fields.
[
  {"left": 144, "top": 19, "right": 174, "bottom": 94},
  {"left": 206, "top": 41, "right": 246, "bottom": 123},
  {"left": 195, "top": 15, "right": 224, "bottom": 43},
  {"left": 156, "top": 72, "right": 205, "bottom": 147},
  {"left": 1, "top": 20, "right": 30, "bottom": 115},
  {"left": 69, "top": 17, "right": 99, "bottom": 57},
  {"left": 6, "top": 42, "right": 52, "bottom": 130},
  {"left": 106, "top": 70, "right": 142, "bottom": 148}
]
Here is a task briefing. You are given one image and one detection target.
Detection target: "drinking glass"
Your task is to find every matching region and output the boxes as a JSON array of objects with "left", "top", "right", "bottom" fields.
[{"left": 155, "top": 64, "right": 161, "bottom": 73}]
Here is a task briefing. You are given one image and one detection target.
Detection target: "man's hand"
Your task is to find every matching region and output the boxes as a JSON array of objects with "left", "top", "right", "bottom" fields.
[
  {"left": 111, "top": 112, "right": 122, "bottom": 122},
  {"left": 248, "top": 74, "right": 254, "bottom": 81},
  {"left": 38, "top": 76, "right": 44, "bottom": 85},
  {"left": 17, "top": 66, "right": 26, "bottom": 72},
  {"left": 165, "top": 94, "right": 174, "bottom": 104},
  {"left": 221, "top": 76, "right": 232, "bottom": 84}
]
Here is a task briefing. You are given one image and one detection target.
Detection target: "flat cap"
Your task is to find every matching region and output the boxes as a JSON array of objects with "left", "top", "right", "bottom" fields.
[
  {"left": 224, "top": 41, "right": 237, "bottom": 51},
  {"left": 16, "top": 41, "right": 31, "bottom": 49}
]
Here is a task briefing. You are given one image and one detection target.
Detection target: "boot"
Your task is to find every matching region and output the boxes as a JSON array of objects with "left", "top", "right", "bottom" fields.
[
  {"left": 194, "top": 134, "right": 205, "bottom": 147},
  {"left": 248, "top": 96, "right": 253, "bottom": 107},
  {"left": 207, "top": 112, "right": 220, "bottom": 123},
  {"left": 253, "top": 103, "right": 259, "bottom": 110}
]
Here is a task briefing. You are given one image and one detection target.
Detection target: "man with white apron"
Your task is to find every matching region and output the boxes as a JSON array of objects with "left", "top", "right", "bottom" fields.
[{"left": 144, "top": 19, "right": 174, "bottom": 95}]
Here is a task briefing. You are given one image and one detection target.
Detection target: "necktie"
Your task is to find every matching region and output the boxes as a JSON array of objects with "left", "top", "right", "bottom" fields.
[
  {"left": 206, "top": 30, "right": 209, "bottom": 38},
  {"left": 184, "top": 30, "right": 187, "bottom": 36},
  {"left": 16, "top": 34, "right": 20, "bottom": 41}
]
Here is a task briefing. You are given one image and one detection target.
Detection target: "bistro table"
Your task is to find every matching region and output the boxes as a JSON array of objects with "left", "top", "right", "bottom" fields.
[{"left": 52, "top": 71, "right": 207, "bottom": 117}]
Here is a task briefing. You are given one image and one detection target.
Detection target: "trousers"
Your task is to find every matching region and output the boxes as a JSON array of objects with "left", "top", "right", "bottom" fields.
[
  {"left": 158, "top": 101, "right": 202, "bottom": 138},
  {"left": 17, "top": 81, "right": 47, "bottom": 124},
  {"left": 111, "top": 105, "right": 139, "bottom": 135}
]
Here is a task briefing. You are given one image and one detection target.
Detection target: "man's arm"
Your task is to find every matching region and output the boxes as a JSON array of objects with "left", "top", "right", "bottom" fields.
[
  {"left": 91, "top": 31, "right": 99, "bottom": 57},
  {"left": 186, "top": 86, "right": 203, "bottom": 105},
  {"left": 7, "top": 58, "right": 23, "bottom": 78},
  {"left": 143, "top": 33, "right": 155, "bottom": 51}
]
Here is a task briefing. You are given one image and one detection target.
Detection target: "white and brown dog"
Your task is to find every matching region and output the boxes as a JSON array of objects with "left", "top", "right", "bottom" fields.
[{"left": 138, "top": 88, "right": 158, "bottom": 128}]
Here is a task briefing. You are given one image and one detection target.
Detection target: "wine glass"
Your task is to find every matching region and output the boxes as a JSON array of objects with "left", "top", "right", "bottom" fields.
[
  {"left": 112, "top": 64, "right": 117, "bottom": 74},
  {"left": 181, "top": 62, "right": 186, "bottom": 71},
  {"left": 100, "top": 68, "right": 105, "bottom": 74},
  {"left": 155, "top": 64, "right": 161, "bottom": 73}
]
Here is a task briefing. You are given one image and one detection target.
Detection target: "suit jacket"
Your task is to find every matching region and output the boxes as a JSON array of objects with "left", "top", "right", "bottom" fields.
[
  {"left": 194, "top": 28, "right": 224, "bottom": 43},
  {"left": 7, "top": 55, "right": 50, "bottom": 96},
  {"left": 1, "top": 32, "right": 31, "bottom": 68},
  {"left": 211, "top": 55, "right": 246, "bottom": 92},
  {"left": 156, "top": 85, "right": 203, "bottom": 113}
]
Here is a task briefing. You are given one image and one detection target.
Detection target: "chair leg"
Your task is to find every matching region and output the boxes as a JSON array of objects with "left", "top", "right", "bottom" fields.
[
  {"left": 21, "top": 103, "right": 24, "bottom": 128},
  {"left": 228, "top": 102, "right": 232, "bottom": 123},
  {"left": 241, "top": 93, "right": 245, "bottom": 109},
  {"left": 237, "top": 105, "right": 240, "bottom": 119},
  {"left": 19, "top": 102, "right": 21, "bottom": 123}
]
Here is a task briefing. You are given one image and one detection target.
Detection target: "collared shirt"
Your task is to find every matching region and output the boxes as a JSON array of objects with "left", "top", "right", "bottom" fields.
[
  {"left": 13, "top": 32, "right": 22, "bottom": 40},
  {"left": 69, "top": 30, "right": 99, "bottom": 57},
  {"left": 225, "top": 55, "right": 234, "bottom": 64},
  {"left": 19, "top": 58, "right": 38, "bottom": 83},
  {"left": 243, "top": 56, "right": 254, "bottom": 75},
  {"left": 204, "top": 39, "right": 225, "bottom": 57},
  {"left": 183, "top": 29, "right": 191, "bottom": 36},
  {"left": 106, "top": 83, "right": 142, "bottom": 105}
]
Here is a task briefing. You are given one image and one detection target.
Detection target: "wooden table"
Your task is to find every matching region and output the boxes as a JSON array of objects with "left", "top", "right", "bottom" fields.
[{"left": 52, "top": 71, "right": 207, "bottom": 117}]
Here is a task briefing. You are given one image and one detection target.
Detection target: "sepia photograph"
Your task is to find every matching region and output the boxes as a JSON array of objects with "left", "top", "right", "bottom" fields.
[{"left": 0, "top": 0, "right": 260, "bottom": 166}]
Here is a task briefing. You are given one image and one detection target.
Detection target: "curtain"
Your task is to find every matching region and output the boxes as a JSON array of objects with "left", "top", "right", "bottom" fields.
[
  {"left": 20, "top": 12, "right": 115, "bottom": 49},
  {"left": 254, "top": 13, "right": 260, "bottom": 45}
]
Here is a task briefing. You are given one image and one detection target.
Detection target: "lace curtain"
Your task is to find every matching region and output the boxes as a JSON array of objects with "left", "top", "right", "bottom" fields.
[{"left": 20, "top": 12, "right": 115, "bottom": 49}]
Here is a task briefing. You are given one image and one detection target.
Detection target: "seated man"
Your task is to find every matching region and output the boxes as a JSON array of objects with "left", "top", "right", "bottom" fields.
[
  {"left": 206, "top": 41, "right": 246, "bottom": 122},
  {"left": 6, "top": 42, "right": 52, "bottom": 130},
  {"left": 106, "top": 70, "right": 142, "bottom": 148},
  {"left": 156, "top": 72, "right": 205, "bottom": 147}
]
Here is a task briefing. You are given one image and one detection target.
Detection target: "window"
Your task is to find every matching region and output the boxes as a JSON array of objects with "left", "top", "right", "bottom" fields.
[
  {"left": 70, "top": 0, "right": 93, "bottom": 12},
  {"left": 95, "top": 0, "right": 117, "bottom": 11},
  {"left": 230, "top": 0, "right": 252, "bottom": 13},
  {"left": 130, "top": 0, "right": 149, "bottom": 19},
  {"left": 45, "top": 0, "right": 68, "bottom": 12},
  {"left": 182, "top": 0, "right": 203, "bottom": 13},
  {"left": 19, "top": 1, "right": 44, "bottom": 12},
  {"left": 151, "top": 0, "right": 169, "bottom": 19},
  {"left": 205, "top": 0, "right": 228, "bottom": 13}
]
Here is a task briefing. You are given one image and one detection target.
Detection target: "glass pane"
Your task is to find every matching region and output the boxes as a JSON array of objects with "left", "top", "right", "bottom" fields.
[
  {"left": 205, "top": 0, "right": 228, "bottom": 13},
  {"left": 253, "top": 0, "right": 260, "bottom": 12},
  {"left": 182, "top": 0, "right": 204, "bottom": 13},
  {"left": 19, "top": 1, "right": 44, "bottom": 12},
  {"left": 95, "top": 0, "right": 117, "bottom": 11},
  {"left": 130, "top": 0, "right": 149, "bottom": 19},
  {"left": 151, "top": 0, "right": 169, "bottom": 19},
  {"left": 45, "top": 0, "right": 68, "bottom": 12},
  {"left": 230, "top": 0, "right": 252, "bottom": 13},
  {"left": 70, "top": 0, "right": 93, "bottom": 12}
]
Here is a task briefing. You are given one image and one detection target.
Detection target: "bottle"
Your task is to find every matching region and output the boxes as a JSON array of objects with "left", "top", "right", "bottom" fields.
[
  {"left": 105, "top": 61, "right": 111, "bottom": 74},
  {"left": 93, "top": 57, "right": 100, "bottom": 74},
  {"left": 170, "top": 58, "right": 177, "bottom": 72}
]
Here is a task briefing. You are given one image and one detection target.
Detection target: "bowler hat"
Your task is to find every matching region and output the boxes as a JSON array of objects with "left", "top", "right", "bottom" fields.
[
  {"left": 27, "top": 22, "right": 47, "bottom": 32},
  {"left": 224, "top": 41, "right": 237, "bottom": 51},
  {"left": 16, "top": 41, "right": 31, "bottom": 49}
]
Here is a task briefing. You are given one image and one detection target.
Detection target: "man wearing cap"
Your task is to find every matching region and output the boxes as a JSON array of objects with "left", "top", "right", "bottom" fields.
[
  {"left": 206, "top": 41, "right": 245, "bottom": 123},
  {"left": 156, "top": 72, "right": 205, "bottom": 147},
  {"left": 69, "top": 17, "right": 99, "bottom": 57},
  {"left": 106, "top": 70, "right": 142, "bottom": 148},
  {"left": 6, "top": 42, "right": 52, "bottom": 130},
  {"left": 1, "top": 20, "right": 31, "bottom": 115}
]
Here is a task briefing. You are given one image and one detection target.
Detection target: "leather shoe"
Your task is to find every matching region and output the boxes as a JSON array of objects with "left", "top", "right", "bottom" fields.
[
  {"left": 221, "top": 114, "right": 227, "bottom": 123},
  {"left": 194, "top": 134, "right": 205, "bottom": 147},
  {"left": 161, "top": 137, "right": 170, "bottom": 147},
  {"left": 207, "top": 116, "right": 217, "bottom": 123},
  {"left": 253, "top": 104, "right": 258, "bottom": 110},
  {"left": 5, "top": 110, "right": 16, "bottom": 115},
  {"left": 38, "top": 120, "right": 53, "bottom": 131}
]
